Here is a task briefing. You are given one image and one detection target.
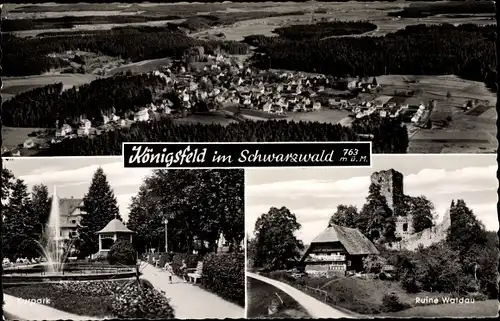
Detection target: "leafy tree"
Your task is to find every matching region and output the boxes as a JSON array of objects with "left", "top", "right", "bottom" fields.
[
  {"left": 253, "top": 206, "right": 304, "bottom": 270},
  {"left": 1, "top": 168, "right": 15, "bottom": 203},
  {"left": 413, "top": 243, "right": 466, "bottom": 293},
  {"left": 328, "top": 204, "right": 358, "bottom": 228},
  {"left": 358, "top": 183, "right": 397, "bottom": 243},
  {"left": 2, "top": 179, "right": 40, "bottom": 259},
  {"left": 470, "top": 231, "right": 499, "bottom": 299},
  {"left": 405, "top": 195, "right": 436, "bottom": 233},
  {"left": 446, "top": 199, "right": 487, "bottom": 255},
  {"left": 76, "top": 167, "right": 120, "bottom": 258},
  {"left": 127, "top": 169, "right": 244, "bottom": 254},
  {"left": 127, "top": 185, "right": 166, "bottom": 254},
  {"left": 31, "top": 184, "right": 52, "bottom": 238}
]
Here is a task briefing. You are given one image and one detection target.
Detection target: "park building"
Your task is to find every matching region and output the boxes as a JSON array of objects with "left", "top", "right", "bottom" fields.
[
  {"left": 299, "top": 224, "right": 379, "bottom": 277},
  {"left": 59, "top": 197, "right": 86, "bottom": 240},
  {"left": 96, "top": 217, "right": 134, "bottom": 258}
]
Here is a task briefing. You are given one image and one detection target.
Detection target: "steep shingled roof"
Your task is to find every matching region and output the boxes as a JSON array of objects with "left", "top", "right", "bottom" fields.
[
  {"left": 59, "top": 198, "right": 83, "bottom": 217},
  {"left": 308, "top": 224, "right": 379, "bottom": 255}
]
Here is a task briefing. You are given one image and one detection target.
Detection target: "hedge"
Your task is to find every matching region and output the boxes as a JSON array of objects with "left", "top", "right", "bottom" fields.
[{"left": 201, "top": 253, "right": 245, "bottom": 307}]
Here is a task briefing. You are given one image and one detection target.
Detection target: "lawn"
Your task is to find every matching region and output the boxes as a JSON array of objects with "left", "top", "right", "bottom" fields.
[
  {"left": 271, "top": 274, "right": 496, "bottom": 317},
  {"left": 2, "top": 126, "right": 47, "bottom": 151},
  {"left": 3, "top": 282, "right": 122, "bottom": 317},
  {"left": 247, "top": 276, "right": 310, "bottom": 318}
]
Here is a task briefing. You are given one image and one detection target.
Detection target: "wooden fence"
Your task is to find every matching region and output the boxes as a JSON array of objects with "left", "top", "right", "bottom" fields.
[{"left": 304, "top": 285, "right": 328, "bottom": 302}]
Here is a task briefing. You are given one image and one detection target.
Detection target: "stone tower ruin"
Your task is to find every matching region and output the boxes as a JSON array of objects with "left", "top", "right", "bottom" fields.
[{"left": 370, "top": 169, "right": 404, "bottom": 211}]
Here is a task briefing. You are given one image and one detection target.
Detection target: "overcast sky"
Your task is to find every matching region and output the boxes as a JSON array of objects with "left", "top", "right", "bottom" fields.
[
  {"left": 4, "top": 157, "right": 152, "bottom": 222},
  {"left": 246, "top": 155, "right": 498, "bottom": 244}
]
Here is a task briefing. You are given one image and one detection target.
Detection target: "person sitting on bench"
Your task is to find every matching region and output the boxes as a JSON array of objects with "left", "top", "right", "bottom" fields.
[{"left": 180, "top": 259, "right": 188, "bottom": 283}]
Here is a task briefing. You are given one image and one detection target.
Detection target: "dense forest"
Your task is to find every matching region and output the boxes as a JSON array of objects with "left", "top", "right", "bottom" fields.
[
  {"left": 1, "top": 74, "right": 168, "bottom": 128},
  {"left": 2, "top": 28, "right": 248, "bottom": 77},
  {"left": 245, "top": 24, "right": 497, "bottom": 91},
  {"left": 36, "top": 115, "right": 408, "bottom": 156},
  {"left": 1, "top": 15, "right": 182, "bottom": 32},
  {"left": 178, "top": 11, "right": 305, "bottom": 31},
  {"left": 3, "top": 11, "right": 307, "bottom": 32},
  {"left": 272, "top": 21, "right": 377, "bottom": 40}
]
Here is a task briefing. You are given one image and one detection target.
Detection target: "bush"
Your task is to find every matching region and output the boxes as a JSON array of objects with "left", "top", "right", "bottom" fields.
[
  {"left": 202, "top": 253, "right": 245, "bottom": 307},
  {"left": 111, "top": 283, "right": 175, "bottom": 319},
  {"left": 381, "top": 293, "right": 410, "bottom": 312},
  {"left": 108, "top": 241, "right": 136, "bottom": 265},
  {"left": 171, "top": 253, "right": 203, "bottom": 277},
  {"left": 363, "top": 255, "right": 386, "bottom": 274}
]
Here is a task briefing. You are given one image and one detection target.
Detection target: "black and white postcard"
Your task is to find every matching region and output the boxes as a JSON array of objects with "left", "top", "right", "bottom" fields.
[
  {"left": 246, "top": 155, "right": 498, "bottom": 318},
  {"left": 2, "top": 157, "right": 245, "bottom": 320}
]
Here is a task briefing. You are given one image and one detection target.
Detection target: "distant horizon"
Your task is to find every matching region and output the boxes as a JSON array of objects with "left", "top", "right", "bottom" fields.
[{"left": 246, "top": 155, "right": 497, "bottom": 244}]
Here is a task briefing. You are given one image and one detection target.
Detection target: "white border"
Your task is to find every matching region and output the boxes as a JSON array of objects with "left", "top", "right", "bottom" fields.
[{"left": 121, "top": 141, "right": 373, "bottom": 169}]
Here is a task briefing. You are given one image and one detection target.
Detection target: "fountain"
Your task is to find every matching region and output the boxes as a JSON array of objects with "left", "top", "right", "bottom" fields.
[
  {"left": 2, "top": 185, "right": 137, "bottom": 284},
  {"left": 34, "top": 185, "right": 72, "bottom": 274}
]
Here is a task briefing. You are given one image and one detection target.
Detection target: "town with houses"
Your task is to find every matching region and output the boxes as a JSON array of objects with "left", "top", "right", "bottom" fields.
[{"left": 8, "top": 48, "right": 435, "bottom": 156}]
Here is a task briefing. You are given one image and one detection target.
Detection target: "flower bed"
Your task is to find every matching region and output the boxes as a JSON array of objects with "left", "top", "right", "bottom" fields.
[{"left": 4, "top": 279, "right": 175, "bottom": 319}]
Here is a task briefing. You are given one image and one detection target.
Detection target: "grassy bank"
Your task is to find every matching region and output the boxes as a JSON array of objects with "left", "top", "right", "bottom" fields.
[
  {"left": 265, "top": 272, "right": 494, "bottom": 317},
  {"left": 247, "top": 276, "right": 310, "bottom": 318}
]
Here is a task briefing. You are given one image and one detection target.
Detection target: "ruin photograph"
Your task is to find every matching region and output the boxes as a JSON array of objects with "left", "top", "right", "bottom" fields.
[{"left": 246, "top": 155, "right": 498, "bottom": 318}]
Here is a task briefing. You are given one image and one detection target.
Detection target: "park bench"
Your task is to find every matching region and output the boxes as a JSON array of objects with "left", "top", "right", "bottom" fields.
[{"left": 187, "top": 261, "right": 203, "bottom": 284}]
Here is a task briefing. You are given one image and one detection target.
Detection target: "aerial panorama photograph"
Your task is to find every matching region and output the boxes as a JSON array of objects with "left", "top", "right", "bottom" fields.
[{"left": 1, "top": 0, "right": 497, "bottom": 156}]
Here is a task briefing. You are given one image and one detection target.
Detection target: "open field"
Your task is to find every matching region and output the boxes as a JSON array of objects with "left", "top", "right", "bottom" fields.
[
  {"left": 2, "top": 74, "right": 99, "bottom": 97},
  {"left": 247, "top": 276, "right": 310, "bottom": 318},
  {"left": 376, "top": 74, "right": 497, "bottom": 154},
  {"left": 106, "top": 57, "right": 172, "bottom": 76},
  {"left": 286, "top": 109, "right": 351, "bottom": 124},
  {"left": 381, "top": 300, "right": 499, "bottom": 318},
  {"left": 2, "top": 127, "right": 47, "bottom": 153},
  {"left": 187, "top": 2, "right": 494, "bottom": 41},
  {"left": 5, "top": 2, "right": 494, "bottom": 40},
  {"left": 173, "top": 112, "right": 237, "bottom": 126}
]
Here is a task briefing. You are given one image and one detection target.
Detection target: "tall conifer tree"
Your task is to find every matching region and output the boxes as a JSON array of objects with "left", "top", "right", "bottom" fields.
[{"left": 76, "top": 167, "right": 120, "bottom": 258}]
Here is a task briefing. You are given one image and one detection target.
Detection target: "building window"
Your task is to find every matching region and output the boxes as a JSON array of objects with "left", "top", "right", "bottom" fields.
[
  {"left": 347, "top": 261, "right": 351, "bottom": 267},
  {"left": 403, "top": 223, "right": 408, "bottom": 232},
  {"left": 71, "top": 220, "right": 76, "bottom": 224}
]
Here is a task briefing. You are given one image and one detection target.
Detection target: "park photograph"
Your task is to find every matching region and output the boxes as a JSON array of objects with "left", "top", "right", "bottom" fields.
[
  {"left": 246, "top": 154, "right": 498, "bottom": 318},
  {"left": 1, "top": 157, "right": 245, "bottom": 320}
]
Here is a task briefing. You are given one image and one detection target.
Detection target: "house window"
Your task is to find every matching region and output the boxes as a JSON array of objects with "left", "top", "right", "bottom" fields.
[
  {"left": 347, "top": 261, "right": 351, "bottom": 267},
  {"left": 403, "top": 223, "right": 408, "bottom": 232},
  {"left": 71, "top": 220, "right": 76, "bottom": 224}
]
